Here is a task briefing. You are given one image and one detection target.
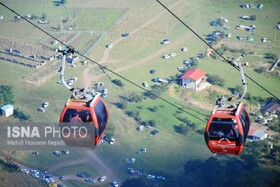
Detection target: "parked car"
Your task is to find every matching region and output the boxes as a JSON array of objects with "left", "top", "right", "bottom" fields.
[
  {"left": 147, "top": 175, "right": 156, "bottom": 179},
  {"left": 38, "top": 107, "right": 45, "bottom": 112},
  {"left": 161, "top": 54, "right": 170, "bottom": 59},
  {"left": 130, "top": 158, "right": 136, "bottom": 163},
  {"left": 161, "top": 39, "right": 170, "bottom": 44},
  {"left": 99, "top": 176, "right": 106, "bottom": 182},
  {"left": 112, "top": 181, "right": 119, "bottom": 187},
  {"left": 121, "top": 33, "right": 129, "bottom": 37},
  {"left": 138, "top": 148, "right": 147, "bottom": 153},
  {"left": 84, "top": 178, "right": 96, "bottom": 183},
  {"left": 137, "top": 125, "right": 144, "bottom": 131},
  {"left": 142, "top": 82, "right": 148, "bottom": 87},
  {"left": 151, "top": 130, "right": 159, "bottom": 135},
  {"left": 150, "top": 69, "right": 156, "bottom": 74},
  {"left": 53, "top": 151, "right": 60, "bottom": 157},
  {"left": 62, "top": 149, "right": 69, "bottom": 155},
  {"left": 76, "top": 172, "right": 88, "bottom": 178},
  {"left": 59, "top": 176, "right": 66, "bottom": 181},
  {"left": 156, "top": 176, "right": 166, "bottom": 180},
  {"left": 181, "top": 47, "right": 188, "bottom": 52},
  {"left": 20, "top": 168, "right": 29, "bottom": 174},
  {"left": 106, "top": 44, "right": 113, "bottom": 48},
  {"left": 42, "top": 102, "right": 49, "bottom": 108},
  {"left": 109, "top": 138, "right": 115, "bottom": 145}
]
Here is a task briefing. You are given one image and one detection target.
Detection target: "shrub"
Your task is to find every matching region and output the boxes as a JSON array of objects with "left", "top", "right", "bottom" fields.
[
  {"left": 112, "top": 79, "right": 124, "bottom": 87},
  {"left": 206, "top": 74, "right": 225, "bottom": 87}
]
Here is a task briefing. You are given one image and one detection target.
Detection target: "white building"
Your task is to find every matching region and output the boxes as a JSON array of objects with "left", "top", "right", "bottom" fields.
[
  {"left": 251, "top": 130, "right": 268, "bottom": 141},
  {"left": 0, "top": 104, "right": 14, "bottom": 117},
  {"left": 179, "top": 69, "right": 207, "bottom": 91}
]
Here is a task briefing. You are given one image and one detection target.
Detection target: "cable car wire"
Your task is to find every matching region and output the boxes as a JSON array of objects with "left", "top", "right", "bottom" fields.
[
  {"left": 0, "top": 2, "right": 207, "bottom": 123},
  {"left": 155, "top": 0, "right": 280, "bottom": 102}
]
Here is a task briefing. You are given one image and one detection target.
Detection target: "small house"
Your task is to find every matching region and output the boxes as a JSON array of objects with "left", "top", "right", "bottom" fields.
[
  {"left": 249, "top": 130, "right": 268, "bottom": 141},
  {"left": 261, "top": 101, "right": 280, "bottom": 115},
  {"left": 179, "top": 69, "right": 207, "bottom": 91},
  {"left": 0, "top": 104, "right": 14, "bottom": 117}
]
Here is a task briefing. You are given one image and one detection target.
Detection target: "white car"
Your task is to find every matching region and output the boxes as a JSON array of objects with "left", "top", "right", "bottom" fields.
[
  {"left": 147, "top": 175, "right": 156, "bottom": 179},
  {"left": 169, "top": 53, "right": 176, "bottom": 57},
  {"left": 137, "top": 125, "right": 144, "bottom": 131},
  {"left": 62, "top": 149, "right": 69, "bottom": 154},
  {"left": 112, "top": 181, "right": 119, "bottom": 187},
  {"left": 181, "top": 47, "right": 188, "bottom": 52},
  {"left": 106, "top": 44, "right": 113, "bottom": 48},
  {"left": 161, "top": 39, "right": 170, "bottom": 44},
  {"left": 99, "top": 176, "right": 106, "bottom": 182},
  {"left": 142, "top": 82, "right": 148, "bottom": 87},
  {"left": 161, "top": 54, "right": 170, "bottom": 59},
  {"left": 53, "top": 150, "right": 60, "bottom": 157},
  {"left": 43, "top": 102, "right": 49, "bottom": 108},
  {"left": 139, "top": 148, "right": 147, "bottom": 153},
  {"left": 38, "top": 107, "right": 45, "bottom": 112},
  {"left": 20, "top": 168, "right": 29, "bottom": 174},
  {"left": 109, "top": 138, "right": 115, "bottom": 145},
  {"left": 130, "top": 158, "right": 136, "bottom": 163}
]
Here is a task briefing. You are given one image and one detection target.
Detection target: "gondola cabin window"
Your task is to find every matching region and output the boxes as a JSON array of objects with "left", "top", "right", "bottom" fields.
[
  {"left": 62, "top": 109, "right": 92, "bottom": 123},
  {"left": 209, "top": 118, "right": 238, "bottom": 139},
  {"left": 94, "top": 100, "right": 108, "bottom": 136}
]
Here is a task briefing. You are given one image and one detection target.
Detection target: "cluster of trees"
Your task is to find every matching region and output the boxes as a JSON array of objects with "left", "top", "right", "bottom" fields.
[
  {"left": 144, "top": 84, "right": 168, "bottom": 99},
  {"left": 264, "top": 53, "right": 278, "bottom": 61},
  {"left": 254, "top": 66, "right": 267, "bottom": 74},
  {"left": 104, "top": 123, "right": 115, "bottom": 140},
  {"left": 206, "top": 74, "right": 225, "bottom": 87},
  {"left": 174, "top": 114, "right": 197, "bottom": 135},
  {"left": 13, "top": 109, "right": 30, "bottom": 121},
  {"left": 0, "top": 85, "right": 14, "bottom": 106},
  {"left": 211, "top": 44, "right": 254, "bottom": 59}
]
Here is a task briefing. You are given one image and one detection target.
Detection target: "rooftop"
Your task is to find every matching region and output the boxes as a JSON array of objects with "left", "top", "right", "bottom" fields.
[{"left": 180, "top": 69, "right": 206, "bottom": 81}]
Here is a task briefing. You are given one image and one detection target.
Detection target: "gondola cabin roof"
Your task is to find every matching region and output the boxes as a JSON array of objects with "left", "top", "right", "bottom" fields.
[
  {"left": 211, "top": 102, "right": 244, "bottom": 117},
  {"left": 65, "top": 95, "right": 100, "bottom": 108}
]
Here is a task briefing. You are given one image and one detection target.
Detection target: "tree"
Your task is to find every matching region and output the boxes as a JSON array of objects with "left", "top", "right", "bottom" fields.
[
  {"left": 206, "top": 74, "right": 225, "bottom": 87},
  {"left": 112, "top": 79, "right": 124, "bottom": 87},
  {"left": 30, "top": 14, "right": 37, "bottom": 20},
  {"left": 0, "top": 85, "right": 14, "bottom": 105},
  {"left": 41, "top": 13, "right": 47, "bottom": 20},
  {"left": 13, "top": 109, "right": 30, "bottom": 121},
  {"left": 105, "top": 123, "right": 115, "bottom": 140},
  {"left": 148, "top": 120, "right": 156, "bottom": 127},
  {"left": 255, "top": 66, "right": 266, "bottom": 74},
  {"left": 61, "top": 0, "right": 67, "bottom": 4},
  {"left": 234, "top": 85, "right": 243, "bottom": 94}
]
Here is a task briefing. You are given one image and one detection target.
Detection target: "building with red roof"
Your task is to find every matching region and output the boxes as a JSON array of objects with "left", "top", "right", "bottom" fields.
[{"left": 179, "top": 69, "right": 207, "bottom": 91}]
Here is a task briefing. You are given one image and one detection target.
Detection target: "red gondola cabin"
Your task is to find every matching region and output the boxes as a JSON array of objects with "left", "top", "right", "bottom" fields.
[
  {"left": 59, "top": 95, "right": 108, "bottom": 147},
  {"left": 204, "top": 102, "right": 250, "bottom": 155}
]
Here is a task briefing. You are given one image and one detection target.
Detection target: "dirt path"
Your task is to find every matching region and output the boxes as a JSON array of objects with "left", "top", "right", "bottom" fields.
[
  {"left": 47, "top": 150, "right": 121, "bottom": 184},
  {"left": 83, "top": 150, "right": 121, "bottom": 182},
  {"left": 82, "top": 0, "right": 184, "bottom": 86},
  {"left": 47, "top": 157, "right": 87, "bottom": 173}
]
